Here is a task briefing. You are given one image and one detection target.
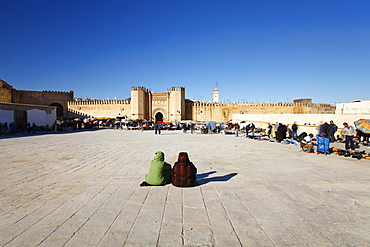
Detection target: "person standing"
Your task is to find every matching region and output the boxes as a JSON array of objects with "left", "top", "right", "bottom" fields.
[
  {"left": 234, "top": 123, "right": 240, "bottom": 137},
  {"left": 291, "top": 122, "right": 298, "bottom": 140},
  {"left": 10, "top": 122, "right": 16, "bottom": 135},
  {"left": 341, "top": 122, "right": 356, "bottom": 151},
  {"left": 274, "top": 122, "right": 279, "bottom": 139},
  {"left": 327, "top": 120, "right": 337, "bottom": 143},
  {"left": 319, "top": 122, "right": 329, "bottom": 137},
  {"left": 276, "top": 123, "right": 287, "bottom": 142},
  {"left": 250, "top": 123, "right": 255, "bottom": 137},
  {"left": 190, "top": 123, "right": 194, "bottom": 134},
  {"left": 245, "top": 124, "right": 250, "bottom": 137}
]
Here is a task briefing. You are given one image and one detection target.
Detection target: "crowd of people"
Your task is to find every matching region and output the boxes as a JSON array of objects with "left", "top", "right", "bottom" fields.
[
  {"left": 225, "top": 120, "right": 369, "bottom": 159},
  {"left": 2, "top": 118, "right": 369, "bottom": 154},
  {"left": 0, "top": 122, "right": 49, "bottom": 135}
]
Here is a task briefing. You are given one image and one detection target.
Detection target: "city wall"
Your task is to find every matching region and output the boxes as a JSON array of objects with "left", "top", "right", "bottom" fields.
[
  {"left": 68, "top": 99, "right": 131, "bottom": 118},
  {"left": 187, "top": 102, "right": 335, "bottom": 122},
  {"left": 67, "top": 99, "right": 336, "bottom": 122}
]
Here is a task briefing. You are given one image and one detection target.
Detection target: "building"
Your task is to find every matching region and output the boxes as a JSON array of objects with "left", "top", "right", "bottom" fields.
[
  {"left": 68, "top": 85, "right": 336, "bottom": 122},
  {"left": 212, "top": 84, "right": 220, "bottom": 103},
  {"left": 335, "top": 100, "right": 370, "bottom": 115},
  {"left": 1, "top": 79, "right": 74, "bottom": 117},
  {"left": 0, "top": 79, "right": 74, "bottom": 127}
]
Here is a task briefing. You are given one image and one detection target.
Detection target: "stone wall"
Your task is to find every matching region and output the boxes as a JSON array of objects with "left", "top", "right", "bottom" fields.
[
  {"left": 68, "top": 98, "right": 336, "bottom": 122},
  {"left": 68, "top": 99, "right": 131, "bottom": 118},
  {"left": 0, "top": 79, "right": 13, "bottom": 103},
  {"left": 187, "top": 102, "right": 335, "bottom": 122},
  {"left": 0, "top": 80, "right": 73, "bottom": 117},
  {"left": 12, "top": 90, "right": 74, "bottom": 116}
]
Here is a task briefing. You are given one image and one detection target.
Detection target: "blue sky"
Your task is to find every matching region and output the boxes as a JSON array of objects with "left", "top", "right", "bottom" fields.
[{"left": 1, "top": 0, "right": 369, "bottom": 104}]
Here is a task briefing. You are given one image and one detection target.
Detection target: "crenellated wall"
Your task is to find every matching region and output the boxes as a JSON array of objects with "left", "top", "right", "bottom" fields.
[
  {"left": 1, "top": 79, "right": 74, "bottom": 117},
  {"left": 67, "top": 97, "right": 336, "bottom": 121},
  {"left": 68, "top": 99, "right": 131, "bottom": 118},
  {"left": 66, "top": 86, "right": 336, "bottom": 121},
  {"left": 186, "top": 101, "right": 335, "bottom": 122}
]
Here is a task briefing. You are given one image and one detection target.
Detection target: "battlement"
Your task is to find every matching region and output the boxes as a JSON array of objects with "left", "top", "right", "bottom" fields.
[
  {"left": 188, "top": 101, "right": 335, "bottom": 108},
  {"left": 69, "top": 98, "right": 131, "bottom": 105},
  {"left": 131, "top": 86, "right": 147, "bottom": 92},
  {"left": 171, "top": 87, "right": 185, "bottom": 92},
  {"left": 42, "top": 90, "right": 74, "bottom": 95}
]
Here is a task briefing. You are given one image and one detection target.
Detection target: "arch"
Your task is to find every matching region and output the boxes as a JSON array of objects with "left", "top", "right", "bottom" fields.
[
  {"left": 50, "top": 103, "right": 64, "bottom": 118},
  {"left": 155, "top": 112, "right": 163, "bottom": 123}
]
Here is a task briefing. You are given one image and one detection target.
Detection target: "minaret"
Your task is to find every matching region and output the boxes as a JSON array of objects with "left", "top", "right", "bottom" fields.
[{"left": 212, "top": 83, "right": 219, "bottom": 103}]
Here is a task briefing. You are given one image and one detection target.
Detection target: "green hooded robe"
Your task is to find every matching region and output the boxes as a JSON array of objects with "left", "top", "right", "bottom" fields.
[{"left": 145, "top": 151, "right": 172, "bottom": 185}]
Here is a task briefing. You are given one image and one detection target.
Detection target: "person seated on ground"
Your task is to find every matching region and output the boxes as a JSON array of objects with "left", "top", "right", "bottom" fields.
[
  {"left": 141, "top": 151, "right": 171, "bottom": 186},
  {"left": 172, "top": 152, "right": 197, "bottom": 187},
  {"left": 301, "top": 133, "right": 314, "bottom": 152},
  {"left": 336, "top": 135, "right": 343, "bottom": 142}
]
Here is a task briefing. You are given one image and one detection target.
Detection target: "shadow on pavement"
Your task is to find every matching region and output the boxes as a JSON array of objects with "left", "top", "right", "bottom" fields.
[
  {"left": 196, "top": 171, "right": 238, "bottom": 185},
  {"left": 0, "top": 128, "right": 105, "bottom": 139}
]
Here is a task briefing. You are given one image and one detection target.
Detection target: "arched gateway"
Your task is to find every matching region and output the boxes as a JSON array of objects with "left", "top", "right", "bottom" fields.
[{"left": 155, "top": 112, "right": 164, "bottom": 123}]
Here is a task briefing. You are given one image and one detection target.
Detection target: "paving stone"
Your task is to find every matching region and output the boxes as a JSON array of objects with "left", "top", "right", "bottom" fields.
[
  {"left": 183, "top": 224, "right": 213, "bottom": 246},
  {"left": 208, "top": 214, "right": 234, "bottom": 235},
  {"left": 125, "top": 220, "right": 161, "bottom": 244},
  {"left": 214, "top": 234, "right": 242, "bottom": 246},
  {"left": 98, "top": 233, "right": 128, "bottom": 247},
  {"left": 235, "top": 228, "right": 275, "bottom": 247},
  {"left": 38, "top": 237, "right": 70, "bottom": 247},
  {"left": 288, "top": 225, "right": 335, "bottom": 246},
  {"left": 1, "top": 129, "right": 370, "bottom": 246},
  {"left": 158, "top": 236, "right": 183, "bottom": 247},
  {"left": 63, "top": 226, "right": 108, "bottom": 246}
]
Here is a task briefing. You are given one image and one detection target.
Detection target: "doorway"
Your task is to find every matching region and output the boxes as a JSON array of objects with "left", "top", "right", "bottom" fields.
[
  {"left": 50, "top": 103, "right": 64, "bottom": 117},
  {"left": 155, "top": 112, "right": 163, "bottom": 123}
]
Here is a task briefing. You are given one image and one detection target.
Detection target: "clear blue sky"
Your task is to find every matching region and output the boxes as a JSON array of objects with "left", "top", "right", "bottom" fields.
[{"left": 1, "top": 0, "right": 369, "bottom": 104}]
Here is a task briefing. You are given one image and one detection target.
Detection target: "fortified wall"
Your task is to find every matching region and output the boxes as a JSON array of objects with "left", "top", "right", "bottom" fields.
[
  {"left": 187, "top": 101, "right": 335, "bottom": 122},
  {"left": 0, "top": 79, "right": 74, "bottom": 117},
  {"left": 68, "top": 98, "right": 131, "bottom": 119},
  {"left": 67, "top": 93, "right": 335, "bottom": 122}
]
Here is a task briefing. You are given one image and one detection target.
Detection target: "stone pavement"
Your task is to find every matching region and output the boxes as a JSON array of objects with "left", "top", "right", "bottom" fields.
[{"left": 0, "top": 129, "right": 370, "bottom": 247}]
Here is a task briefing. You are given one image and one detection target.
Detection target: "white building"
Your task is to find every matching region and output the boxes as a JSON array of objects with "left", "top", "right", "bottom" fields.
[{"left": 335, "top": 100, "right": 370, "bottom": 115}]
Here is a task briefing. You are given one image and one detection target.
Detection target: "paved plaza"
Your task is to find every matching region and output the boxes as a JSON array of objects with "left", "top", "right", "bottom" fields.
[{"left": 0, "top": 129, "right": 370, "bottom": 246}]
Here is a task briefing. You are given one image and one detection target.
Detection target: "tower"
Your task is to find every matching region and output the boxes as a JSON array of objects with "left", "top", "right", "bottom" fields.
[
  {"left": 130, "top": 86, "right": 149, "bottom": 119},
  {"left": 212, "top": 84, "right": 219, "bottom": 103},
  {"left": 169, "top": 87, "right": 185, "bottom": 120}
]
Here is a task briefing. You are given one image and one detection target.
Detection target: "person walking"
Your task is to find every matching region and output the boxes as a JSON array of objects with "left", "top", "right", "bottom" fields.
[
  {"left": 341, "top": 122, "right": 356, "bottom": 151},
  {"left": 266, "top": 123, "right": 272, "bottom": 138}
]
